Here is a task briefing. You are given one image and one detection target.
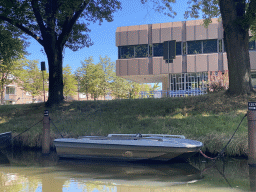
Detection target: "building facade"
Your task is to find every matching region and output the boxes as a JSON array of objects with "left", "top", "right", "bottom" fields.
[
  {"left": 2, "top": 81, "right": 109, "bottom": 105},
  {"left": 115, "top": 18, "right": 256, "bottom": 96}
]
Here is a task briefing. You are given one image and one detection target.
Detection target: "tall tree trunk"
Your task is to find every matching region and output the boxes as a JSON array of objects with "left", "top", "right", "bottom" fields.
[
  {"left": 219, "top": 0, "right": 253, "bottom": 95},
  {"left": 45, "top": 45, "right": 64, "bottom": 106}
]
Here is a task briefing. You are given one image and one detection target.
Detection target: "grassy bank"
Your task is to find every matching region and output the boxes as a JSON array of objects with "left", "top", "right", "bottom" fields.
[{"left": 0, "top": 91, "right": 255, "bottom": 157}]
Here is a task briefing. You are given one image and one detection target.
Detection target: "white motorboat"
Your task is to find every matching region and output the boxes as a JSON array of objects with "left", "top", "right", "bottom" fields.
[
  {"left": 54, "top": 134, "right": 203, "bottom": 161},
  {"left": 0, "top": 132, "right": 11, "bottom": 149}
]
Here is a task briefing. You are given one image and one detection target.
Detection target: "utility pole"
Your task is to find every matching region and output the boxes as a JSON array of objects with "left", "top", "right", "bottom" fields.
[{"left": 41, "top": 61, "right": 46, "bottom": 103}]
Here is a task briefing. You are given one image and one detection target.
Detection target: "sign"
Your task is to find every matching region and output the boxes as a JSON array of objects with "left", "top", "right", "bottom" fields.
[
  {"left": 248, "top": 102, "right": 256, "bottom": 110},
  {"left": 41, "top": 61, "right": 46, "bottom": 71},
  {"left": 44, "top": 110, "right": 49, "bottom": 116}
]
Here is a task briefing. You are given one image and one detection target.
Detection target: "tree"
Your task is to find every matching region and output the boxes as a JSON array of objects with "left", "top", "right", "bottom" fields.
[
  {"left": 63, "top": 65, "right": 77, "bottom": 100},
  {"left": 0, "top": 0, "right": 121, "bottom": 106},
  {"left": 98, "top": 55, "right": 116, "bottom": 99},
  {"left": 147, "top": 0, "right": 256, "bottom": 95},
  {"left": 0, "top": 25, "right": 27, "bottom": 104},
  {"left": 111, "top": 75, "right": 132, "bottom": 99},
  {"left": 18, "top": 59, "right": 47, "bottom": 102},
  {"left": 77, "top": 57, "right": 105, "bottom": 100}
]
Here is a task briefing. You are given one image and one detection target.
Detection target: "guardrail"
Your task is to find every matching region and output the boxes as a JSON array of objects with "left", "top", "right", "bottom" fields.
[{"left": 140, "top": 89, "right": 207, "bottom": 98}]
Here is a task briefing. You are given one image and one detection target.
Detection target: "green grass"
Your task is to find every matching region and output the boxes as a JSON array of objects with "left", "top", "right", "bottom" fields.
[{"left": 1, "top": 91, "right": 255, "bottom": 156}]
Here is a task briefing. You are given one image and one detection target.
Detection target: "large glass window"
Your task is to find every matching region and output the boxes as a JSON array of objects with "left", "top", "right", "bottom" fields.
[
  {"left": 203, "top": 40, "right": 217, "bottom": 53},
  {"left": 176, "top": 42, "right": 182, "bottom": 55},
  {"left": 187, "top": 41, "right": 202, "bottom": 54},
  {"left": 6, "top": 86, "right": 15, "bottom": 95},
  {"left": 153, "top": 43, "right": 163, "bottom": 56},
  {"left": 118, "top": 46, "right": 134, "bottom": 59},
  {"left": 135, "top": 44, "right": 148, "bottom": 58}
]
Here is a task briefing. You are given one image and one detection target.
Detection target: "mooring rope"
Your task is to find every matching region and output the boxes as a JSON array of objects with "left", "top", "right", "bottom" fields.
[
  {"left": 12, "top": 118, "right": 43, "bottom": 140},
  {"left": 199, "top": 113, "right": 247, "bottom": 160},
  {"left": 49, "top": 117, "right": 64, "bottom": 138}
]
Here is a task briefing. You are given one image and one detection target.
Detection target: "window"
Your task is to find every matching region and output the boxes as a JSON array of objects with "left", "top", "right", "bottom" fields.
[
  {"left": 79, "top": 93, "right": 87, "bottom": 98},
  {"left": 118, "top": 46, "right": 134, "bottom": 59},
  {"left": 7, "top": 74, "right": 14, "bottom": 80},
  {"left": 135, "top": 44, "right": 148, "bottom": 58},
  {"left": 187, "top": 41, "right": 202, "bottom": 54},
  {"left": 153, "top": 42, "right": 182, "bottom": 56},
  {"left": 203, "top": 40, "right": 217, "bottom": 53},
  {"left": 26, "top": 92, "right": 32, "bottom": 96},
  {"left": 176, "top": 42, "right": 182, "bottom": 55},
  {"left": 6, "top": 87, "right": 15, "bottom": 95},
  {"left": 153, "top": 43, "right": 163, "bottom": 56}
]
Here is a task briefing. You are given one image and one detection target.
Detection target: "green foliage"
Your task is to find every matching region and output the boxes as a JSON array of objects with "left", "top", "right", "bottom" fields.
[
  {"left": 0, "top": 25, "right": 26, "bottom": 63},
  {"left": 0, "top": 0, "right": 122, "bottom": 105},
  {"left": 140, "top": 0, "right": 177, "bottom": 18},
  {"left": 0, "top": 25, "right": 27, "bottom": 104},
  {"left": 0, "top": 0, "right": 121, "bottom": 51},
  {"left": 98, "top": 56, "right": 116, "bottom": 98},
  {"left": 185, "top": 0, "right": 220, "bottom": 26},
  {"left": 111, "top": 75, "right": 131, "bottom": 99},
  {"left": 63, "top": 65, "right": 77, "bottom": 100},
  {"left": 77, "top": 57, "right": 105, "bottom": 100},
  {"left": 17, "top": 59, "right": 48, "bottom": 100},
  {"left": 76, "top": 56, "right": 149, "bottom": 100}
]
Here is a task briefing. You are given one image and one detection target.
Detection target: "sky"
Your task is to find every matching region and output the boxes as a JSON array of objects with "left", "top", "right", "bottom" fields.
[{"left": 25, "top": 0, "right": 203, "bottom": 74}]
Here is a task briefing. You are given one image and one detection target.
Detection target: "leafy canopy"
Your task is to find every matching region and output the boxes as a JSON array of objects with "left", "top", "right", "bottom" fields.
[{"left": 0, "top": 0, "right": 121, "bottom": 51}]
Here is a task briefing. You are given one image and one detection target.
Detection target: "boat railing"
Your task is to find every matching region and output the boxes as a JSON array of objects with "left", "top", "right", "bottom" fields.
[{"left": 107, "top": 134, "right": 186, "bottom": 139}]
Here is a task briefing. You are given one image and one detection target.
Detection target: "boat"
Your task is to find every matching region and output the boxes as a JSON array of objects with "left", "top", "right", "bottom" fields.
[
  {"left": 54, "top": 134, "right": 203, "bottom": 162},
  {"left": 0, "top": 132, "right": 11, "bottom": 149}
]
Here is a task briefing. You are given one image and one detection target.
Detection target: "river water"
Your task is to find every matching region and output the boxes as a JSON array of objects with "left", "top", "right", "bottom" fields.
[{"left": 0, "top": 150, "right": 252, "bottom": 192}]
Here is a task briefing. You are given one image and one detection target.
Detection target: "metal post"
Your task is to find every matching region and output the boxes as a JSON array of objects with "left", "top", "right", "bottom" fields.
[
  {"left": 42, "top": 110, "right": 50, "bottom": 155},
  {"left": 248, "top": 102, "right": 256, "bottom": 165},
  {"left": 41, "top": 62, "right": 46, "bottom": 103}
]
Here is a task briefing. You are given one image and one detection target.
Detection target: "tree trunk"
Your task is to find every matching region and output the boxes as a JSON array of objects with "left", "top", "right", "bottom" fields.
[
  {"left": 0, "top": 74, "right": 4, "bottom": 104},
  {"left": 0, "top": 89, "right": 3, "bottom": 104},
  {"left": 45, "top": 44, "right": 64, "bottom": 106},
  {"left": 219, "top": 0, "right": 253, "bottom": 95}
]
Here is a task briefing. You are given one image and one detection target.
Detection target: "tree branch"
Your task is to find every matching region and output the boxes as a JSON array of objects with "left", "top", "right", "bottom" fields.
[
  {"left": 30, "top": 0, "right": 47, "bottom": 40},
  {"left": 0, "top": 15, "right": 44, "bottom": 46},
  {"left": 58, "top": 0, "right": 91, "bottom": 48}
]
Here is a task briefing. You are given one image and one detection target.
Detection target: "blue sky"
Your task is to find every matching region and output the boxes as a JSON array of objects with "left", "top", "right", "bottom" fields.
[{"left": 25, "top": 0, "right": 202, "bottom": 73}]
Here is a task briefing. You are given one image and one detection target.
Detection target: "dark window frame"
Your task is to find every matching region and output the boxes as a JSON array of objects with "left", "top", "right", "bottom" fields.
[
  {"left": 203, "top": 39, "right": 217, "bottom": 53},
  {"left": 6, "top": 86, "right": 15, "bottom": 95},
  {"left": 187, "top": 41, "right": 202, "bottom": 55}
]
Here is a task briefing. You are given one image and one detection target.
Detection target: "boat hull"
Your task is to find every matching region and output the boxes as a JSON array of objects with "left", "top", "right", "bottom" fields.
[
  {"left": 54, "top": 134, "right": 203, "bottom": 162},
  {"left": 0, "top": 132, "right": 11, "bottom": 149}
]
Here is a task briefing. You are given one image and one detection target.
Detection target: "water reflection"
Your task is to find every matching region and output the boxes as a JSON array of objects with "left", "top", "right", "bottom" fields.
[{"left": 0, "top": 150, "right": 250, "bottom": 191}]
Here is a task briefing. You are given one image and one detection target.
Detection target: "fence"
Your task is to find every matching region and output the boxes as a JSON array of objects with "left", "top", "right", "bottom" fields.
[{"left": 140, "top": 72, "right": 208, "bottom": 98}]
